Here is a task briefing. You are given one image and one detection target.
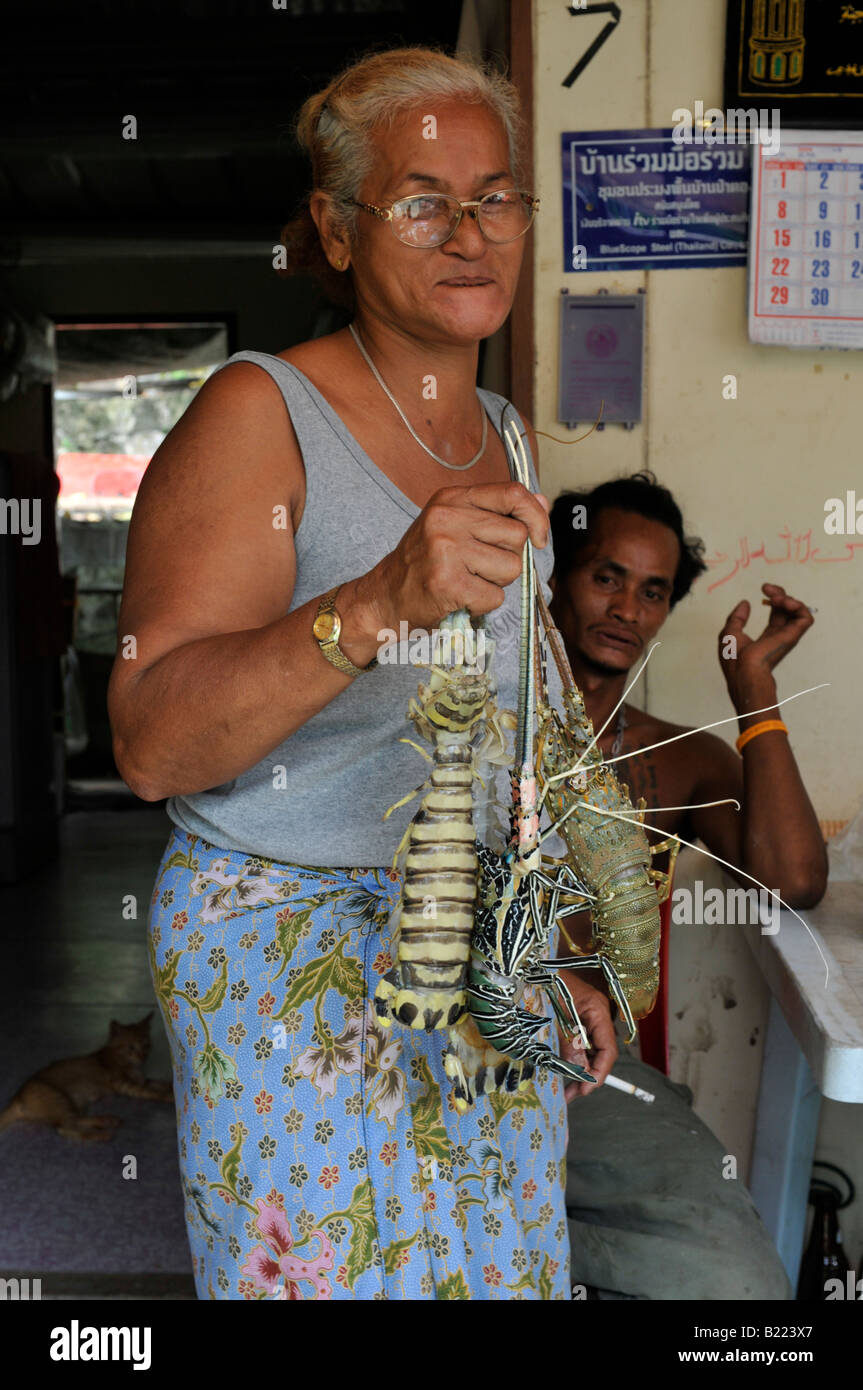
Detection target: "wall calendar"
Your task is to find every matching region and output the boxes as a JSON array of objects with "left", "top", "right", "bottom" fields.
[{"left": 749, "top": 129, "right": 863, "bottom": 347}]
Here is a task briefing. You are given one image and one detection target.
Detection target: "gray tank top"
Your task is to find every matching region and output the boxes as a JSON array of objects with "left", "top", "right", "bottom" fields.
[{"left": 166, "top": 351, "right": 564, "bottom": 867}]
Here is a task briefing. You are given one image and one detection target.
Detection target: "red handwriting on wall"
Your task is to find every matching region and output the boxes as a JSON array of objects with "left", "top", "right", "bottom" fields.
[{"left": 706, "top": 529, "right": 863, "bottom": 592}]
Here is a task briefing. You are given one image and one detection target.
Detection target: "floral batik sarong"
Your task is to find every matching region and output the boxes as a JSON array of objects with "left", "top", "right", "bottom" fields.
[{"left": 148, "top": 826, "right": 571, "bottom": 1300}]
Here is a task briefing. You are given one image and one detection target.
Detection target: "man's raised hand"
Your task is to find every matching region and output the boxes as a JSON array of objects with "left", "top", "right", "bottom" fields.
[{"left": 719, "top": 582, "right": 815, "bottom": 711}]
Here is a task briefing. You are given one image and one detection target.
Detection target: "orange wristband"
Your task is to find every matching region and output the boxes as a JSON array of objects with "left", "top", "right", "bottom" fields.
[{"left": 736, "top": 719, "right": 788, "bottom": 753}]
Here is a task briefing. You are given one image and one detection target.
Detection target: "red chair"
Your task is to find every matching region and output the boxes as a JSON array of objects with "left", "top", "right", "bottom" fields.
[{"left": 635, "top": 894, "right": 673, "bottom": 1075}]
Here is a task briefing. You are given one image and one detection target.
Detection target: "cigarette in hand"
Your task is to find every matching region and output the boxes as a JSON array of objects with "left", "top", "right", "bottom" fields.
[{"left": 603, "top": 1073, "right": 654, "bottom": 1104}]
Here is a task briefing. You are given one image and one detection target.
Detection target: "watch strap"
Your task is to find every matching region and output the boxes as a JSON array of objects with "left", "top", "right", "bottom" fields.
[{"left": 314, "top": 586, "right": 378, "bottom": 678}]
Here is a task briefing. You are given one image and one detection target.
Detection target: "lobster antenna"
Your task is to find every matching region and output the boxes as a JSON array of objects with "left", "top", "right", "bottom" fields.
[
  {"left": 508, "top": 448, "right": 576, "bottom": 720},
  {"left": 571, "top": 801, "right": 831, "bottom": 989},
  {"left": 535, "top": 579, "right": 578, "bottom": 697},
  {"left": 603, "top": 683, "right": 831, "bottom": 769},
  {"left": 533, "top": 595, "right": 547, "bottom": 711},
  {"left": 532, "top": 584, "right": 659, "bottom": 792},
  {"left": 503, "top": 418, "right": 536, "bottom": 771},
  {"left": 540, "top": 641, "right": 662, "bottom": 798},
  {"left": 542, "top": 795, "right": 741, "bottom": 841},
  {"left": 569, "top": 642, "right": 662, "bottom": 776}
]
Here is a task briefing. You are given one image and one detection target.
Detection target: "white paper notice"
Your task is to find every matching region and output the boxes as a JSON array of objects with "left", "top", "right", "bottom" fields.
[{"left": 748, "top": 129, "right": 863, "bottom": 349}]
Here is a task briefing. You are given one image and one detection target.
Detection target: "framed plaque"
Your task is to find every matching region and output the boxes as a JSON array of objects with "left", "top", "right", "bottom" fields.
[
  {"left": 725, "top": 0, "right": 863, "bottom": 128},
  {"left": 558, "top": 290, "right": 644, "bottom": 428}
]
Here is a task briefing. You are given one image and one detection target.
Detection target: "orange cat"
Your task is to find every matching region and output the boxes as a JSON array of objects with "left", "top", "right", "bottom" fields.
[{"left": 0, "top": 1013, "right": 173, "bottom": 1141}]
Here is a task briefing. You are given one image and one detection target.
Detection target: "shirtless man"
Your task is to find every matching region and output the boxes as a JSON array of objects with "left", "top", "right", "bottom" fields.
[
  {"left": 549, "top": 470, "right": 827, "bottom": 1302},
  {"left": 548, "top": 473, "right": 827, "bottom": 910}
]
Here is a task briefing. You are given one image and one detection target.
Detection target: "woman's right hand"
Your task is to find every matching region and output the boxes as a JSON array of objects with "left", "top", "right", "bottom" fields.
[{"left": 363, "top": 481, "right": 550, "bottom": 633}]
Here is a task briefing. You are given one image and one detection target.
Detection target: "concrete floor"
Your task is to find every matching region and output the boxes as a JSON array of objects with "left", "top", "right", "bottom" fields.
[{"left": 0, "top": 801, "right": 197, "bottom": 1300}]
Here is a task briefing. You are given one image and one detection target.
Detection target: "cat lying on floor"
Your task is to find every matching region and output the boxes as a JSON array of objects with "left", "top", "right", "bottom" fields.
[{"left": 0, "top": 1013, "right": 173, "bottom": 1141}]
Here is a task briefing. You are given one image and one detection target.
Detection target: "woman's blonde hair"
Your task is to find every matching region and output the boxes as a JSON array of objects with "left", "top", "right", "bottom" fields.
[{"left": 278, "top": 44, "right": 527, "bottom": 309}]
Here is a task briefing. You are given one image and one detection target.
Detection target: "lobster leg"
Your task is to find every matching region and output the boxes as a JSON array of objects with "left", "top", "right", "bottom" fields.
[
  {"left": 647, "top": 836, "right": 681, "bottom": 903},
  {"left": 540, "top": 952, "right": 637, "bottom": 1041},
  {"left": 523, "top": 963, "right": 589, "bottom": 1050},
  {"left": 464, "top": 972, "right": 595, "bottom": 1087},
  {"left": 451, "top": 853, "right": 601, "bottom": 1106},
  {"left": 444, "top": 1011, "right": 536, "bottom": 1113}
]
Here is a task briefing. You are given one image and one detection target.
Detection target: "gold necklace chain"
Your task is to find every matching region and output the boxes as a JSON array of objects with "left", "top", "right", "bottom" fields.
[{"left": 348, "top": 321, "right": 488, "bottom": 471}]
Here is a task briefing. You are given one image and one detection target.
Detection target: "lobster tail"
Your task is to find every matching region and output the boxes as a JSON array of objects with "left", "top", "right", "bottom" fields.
[
  {"left": 536, "top": 680, "right": 661, "bottom": 1025},
  {"left": 375, "top": 612, "right": 490, "bottom": 1032}
]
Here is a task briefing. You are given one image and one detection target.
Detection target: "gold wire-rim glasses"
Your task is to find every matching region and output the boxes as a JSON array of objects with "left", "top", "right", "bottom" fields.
[{"left": 351, "top": 188, "right": 540, "bottom": 247}]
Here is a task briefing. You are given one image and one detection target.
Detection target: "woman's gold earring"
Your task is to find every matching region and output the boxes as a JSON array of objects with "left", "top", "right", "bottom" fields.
[{"left": 336, "top": 258, "right": 345, "bottom": 269}]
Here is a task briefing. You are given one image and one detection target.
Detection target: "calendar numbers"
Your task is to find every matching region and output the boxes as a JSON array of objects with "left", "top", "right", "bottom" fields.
[
  {"left": 767, "top": 165, "right": 802, "bottom": 197},
  {"left": 756, "top": 147, "right": 863, "bottom": 331},
  {"left": 805, "top": 195, "right": 837, "bottom": 222}
]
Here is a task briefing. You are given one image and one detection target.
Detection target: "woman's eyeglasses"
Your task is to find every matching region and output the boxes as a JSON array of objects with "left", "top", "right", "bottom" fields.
[{"left": 351, "top": 189, "right": 539, "bottom": 248}]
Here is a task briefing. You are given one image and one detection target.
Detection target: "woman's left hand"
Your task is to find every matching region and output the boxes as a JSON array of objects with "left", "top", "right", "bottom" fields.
[{"left": 555, "top": 970, "right": 618, "bottom": 1102}]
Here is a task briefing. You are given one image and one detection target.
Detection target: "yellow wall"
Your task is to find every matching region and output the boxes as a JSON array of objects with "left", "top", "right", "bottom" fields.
[
  {"left": 531, "top": 0, "right": 863, "bottom": 1250},
  {"left": 532, "top": 0, "right": 858, "bottom": 824}
]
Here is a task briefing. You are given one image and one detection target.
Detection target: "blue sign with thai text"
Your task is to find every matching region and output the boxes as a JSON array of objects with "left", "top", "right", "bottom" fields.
[{"left": 562, "top": 128, "right": 751, "bottom": 272}]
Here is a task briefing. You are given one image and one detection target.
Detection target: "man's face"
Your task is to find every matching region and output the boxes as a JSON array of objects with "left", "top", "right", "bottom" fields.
[{"left": 551, "top": 508, "right": 680, "bottom": 675}]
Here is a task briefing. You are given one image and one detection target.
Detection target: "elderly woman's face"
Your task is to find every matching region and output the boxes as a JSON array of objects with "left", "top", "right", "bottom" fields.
[{"left": 351, "top": 101, "right": 526, "bottom": 343}]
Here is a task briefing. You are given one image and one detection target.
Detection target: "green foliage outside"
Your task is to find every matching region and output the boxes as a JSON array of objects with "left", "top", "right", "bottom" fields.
[{"left": 55, "top": 372, "right": 203, "bottom": 458}]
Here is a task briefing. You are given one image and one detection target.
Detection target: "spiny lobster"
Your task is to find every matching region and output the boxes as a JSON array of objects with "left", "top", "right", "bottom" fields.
[
  {"left": 373, "top": 610, "right": 489, "bottom": 1033},
  {"left": 374, "top": 418, "right": 677, "bottom": 1111}
]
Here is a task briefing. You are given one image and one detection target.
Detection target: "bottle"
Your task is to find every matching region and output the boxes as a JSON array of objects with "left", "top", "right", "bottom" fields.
[{"left": 797, "top": 1180, "right": 852, "bottom": 1300}]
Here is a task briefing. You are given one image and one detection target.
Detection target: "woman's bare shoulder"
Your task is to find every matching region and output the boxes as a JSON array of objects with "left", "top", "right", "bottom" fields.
[
  {"left": 272, "top": 328, "right": 379, "bottom": 424},
  {"left": 186, "top": 355, "right": 296, "bottom": 429},
  {"left": 273, "top": 327, "right": 352, "bottom": 379},
  {"left": 149, "top": 360, "right": 301, "bottom": 481}
]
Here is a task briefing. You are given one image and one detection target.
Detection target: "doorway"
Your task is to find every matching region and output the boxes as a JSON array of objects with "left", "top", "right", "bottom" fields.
[{"left": 53, "top": 318, "right": 231, "bottom": 802}]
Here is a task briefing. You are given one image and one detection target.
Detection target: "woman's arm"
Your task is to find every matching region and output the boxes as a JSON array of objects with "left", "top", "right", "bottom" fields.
[
  {"left": 108, "top": 364, "right": 549, "bottom": 802},
  {"left": 108, "top": 362, "right": 380, "bottom": 800}
]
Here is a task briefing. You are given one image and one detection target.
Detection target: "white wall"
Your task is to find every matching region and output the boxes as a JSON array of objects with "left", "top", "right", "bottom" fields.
[{"left": 531, "top": 0, "right": 863, "bottom": 1261}]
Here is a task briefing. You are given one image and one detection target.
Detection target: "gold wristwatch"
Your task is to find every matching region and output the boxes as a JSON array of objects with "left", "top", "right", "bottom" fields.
[{"left": 312, "top": 585, "right": 377, "bottom": 678}]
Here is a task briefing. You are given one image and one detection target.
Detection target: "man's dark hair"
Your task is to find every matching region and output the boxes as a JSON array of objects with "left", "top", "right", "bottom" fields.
[{"left": 549, "top": 470, "right": 707, "bottom": 608}]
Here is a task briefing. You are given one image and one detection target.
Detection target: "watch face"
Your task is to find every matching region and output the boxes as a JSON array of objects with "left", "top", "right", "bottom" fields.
[{"left": 313, "top": 611, "right": 338, "bottom": 642}]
